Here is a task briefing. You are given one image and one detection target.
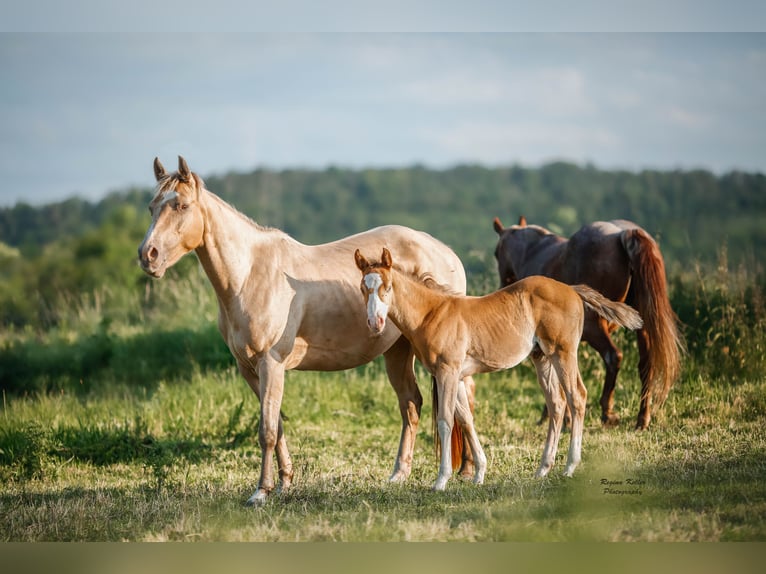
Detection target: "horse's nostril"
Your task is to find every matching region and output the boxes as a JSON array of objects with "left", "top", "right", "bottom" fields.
[{"left": 148, "top": 246, "right": 159, "bottom": 262}]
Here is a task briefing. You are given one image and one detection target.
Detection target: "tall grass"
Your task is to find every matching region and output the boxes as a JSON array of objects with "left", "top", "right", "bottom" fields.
[{"left": 1, "top": 256, "right": 765, "bottom": 541}]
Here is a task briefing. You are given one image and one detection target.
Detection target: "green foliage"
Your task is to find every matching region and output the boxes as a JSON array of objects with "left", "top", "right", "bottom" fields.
[
  {"left": 671, "top": 251, "right": 766, "bottom": 383},
  {"left": 1, "top": 162, "right": 765, "bottom": 328}
]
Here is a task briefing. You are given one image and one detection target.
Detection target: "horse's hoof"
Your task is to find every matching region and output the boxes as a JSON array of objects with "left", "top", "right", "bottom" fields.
[
  {"left": 601, "top": 413, "right": 620, "bottom": 427},
  {"left": 388, "top": 470, "right": 409, "bottom": 483},
  {"left": 457, "top": 463, "right": 475, "bottom": 480},
  {"left": 246, "top": 489, "right": 270, "bottom": 506},
  {"left": 563, "top": 465, "right": 578, "bottom": 477}
]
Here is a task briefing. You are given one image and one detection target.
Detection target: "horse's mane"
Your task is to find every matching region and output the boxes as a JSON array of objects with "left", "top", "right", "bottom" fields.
[
  {"left": 154, "top": 171, "right": 278, "bottom": 234},
  {"left": 394, "top": 265, "right": 461, "bottom": 296}
]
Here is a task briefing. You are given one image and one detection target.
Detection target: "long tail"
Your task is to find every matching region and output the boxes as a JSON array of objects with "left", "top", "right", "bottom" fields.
[
  {"left": 572, "top": 284, "right": 644, "bottom": 332},
  {"left": 432, "top": 376, "right": 464, "bottom": 471},
  {"left": 620, "top": 228, "right": 685, "bottom": 407}
]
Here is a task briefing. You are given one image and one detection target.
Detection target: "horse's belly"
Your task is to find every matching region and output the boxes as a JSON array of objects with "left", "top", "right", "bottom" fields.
[
  {"left": 289, "top": 331, "right": 399, "bottom": 371},
  {"left": 461, "top": 346, "right": 531, "bottom": 377}
]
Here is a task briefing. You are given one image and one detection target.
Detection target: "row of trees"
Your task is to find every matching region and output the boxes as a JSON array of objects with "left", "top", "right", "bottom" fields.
[{"left": 1, "top": 161, "right": 764, "bottom": 328}]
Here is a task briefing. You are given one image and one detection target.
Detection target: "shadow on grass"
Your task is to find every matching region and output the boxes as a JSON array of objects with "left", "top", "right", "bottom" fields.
[{"left": 0, "top": 323, "right": 234, "bottom": 396}]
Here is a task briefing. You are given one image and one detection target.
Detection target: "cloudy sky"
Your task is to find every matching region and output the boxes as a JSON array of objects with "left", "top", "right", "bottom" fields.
[{"left": 1, "top": 29, "right": 765, "bottom": 206}]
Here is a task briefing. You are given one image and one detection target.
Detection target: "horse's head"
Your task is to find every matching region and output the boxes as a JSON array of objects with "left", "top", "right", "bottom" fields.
[
  {"left": 138, "top": 156, "right": 206, "bottom": 278},
  {"left": 354, "top": 247, "right": 394, "bottom": 335},
  {"left": 492, "top": 215, "right": 551, "bottom": 287}
]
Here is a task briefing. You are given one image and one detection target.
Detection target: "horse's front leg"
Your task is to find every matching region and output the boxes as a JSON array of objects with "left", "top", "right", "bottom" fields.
[
  {"left": 238, "top": 362, "right": 293, "bottom": 505},
  {"left": 383, "top": 336, "right": 422, "bottom": 482},
  {"left": 433, "top": 368, "right": 459, "bottom": 491},
  {"left": 247, "top": 356, "right": 288, "bottom": 506}
]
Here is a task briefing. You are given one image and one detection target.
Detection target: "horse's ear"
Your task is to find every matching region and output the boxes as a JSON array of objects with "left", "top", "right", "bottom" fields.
[
  {"left": 178, "top": 156, "right": 191, "bottom": 182},
  {"left": 381, "top": 248, "right": 393, "bottom": 269},
  {"left": 518, "top": 215, "right": 527, "bottom": 227},
  {"left": 153, "top": 157, "right": 167, "bottom": 181},
  {"left": 354, "top": 249, "right": 368, "bottom": 271},
  {"left": 493, "top": 217, "right": 505, "bottom": 235}
]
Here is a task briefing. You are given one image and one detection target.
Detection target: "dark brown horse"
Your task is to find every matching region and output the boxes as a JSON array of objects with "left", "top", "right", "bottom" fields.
[{"left": 492, "top": 216, "right": 683, "bottom": 429}]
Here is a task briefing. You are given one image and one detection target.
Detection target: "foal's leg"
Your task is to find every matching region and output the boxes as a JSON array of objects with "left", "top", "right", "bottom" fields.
[
  {"left": 248, "top": 356, "right": 288, "bottom": 506},
  {"left": 433, "top": 369, "right": 460, "bottom": 491},
  {"left": 531, "top": 351, "right": 567, "bottom": 478},
  {"left": 238, "top": 362, "right": 293, "bottom": 505},
  {"left": 553, "top": 352, "right": 587, "bottom": 477},
  {"left": 457, "top": 375, "right": 477, "bottom": 479},
  {"left": 383, "top": 336, "right": 422, "bottom": 482},
  {"left": 454, "top": 377, "right": 487, "bottom": 485}
]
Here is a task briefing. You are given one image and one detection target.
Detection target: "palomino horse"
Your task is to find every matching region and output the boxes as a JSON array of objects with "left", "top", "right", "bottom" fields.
[
  {"left": 138, "top": 156, "right": 476, "bottom": 505},
  {"left": 354, "top": 248, "right": 643, "bottom": 490},
  {"left": 492, "top": 216, "right": 683, "bottom": 429}
]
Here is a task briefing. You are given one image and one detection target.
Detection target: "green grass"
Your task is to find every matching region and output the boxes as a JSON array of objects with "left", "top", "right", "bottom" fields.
[{"left": 2, "top": 356, "right": 765, "bottom": 541}]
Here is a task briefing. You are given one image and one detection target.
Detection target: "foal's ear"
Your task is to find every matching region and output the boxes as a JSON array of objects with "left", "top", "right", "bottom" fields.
[
  {"left": 178, "top": 156, "right": 191, "bottom": 182},
  {"left": 381, "top": 247, "right": 393, "bottom": 269},
  {"left": 493, "top": 217, "right": 505, "bottom": 235},
  {"left": 518, "top": 215, "right": 527, "bottom": 227},
  {"left": 153, "top": 157, "right": 167, "bottom": 181},
  {"left": 354, "top": 249, "right": 368, "bottom": 271}
]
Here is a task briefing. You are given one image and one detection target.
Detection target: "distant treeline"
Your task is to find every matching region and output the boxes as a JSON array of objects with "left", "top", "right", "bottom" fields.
[{"left": 1, "top": 161, "right": 764, "bottom": 327}]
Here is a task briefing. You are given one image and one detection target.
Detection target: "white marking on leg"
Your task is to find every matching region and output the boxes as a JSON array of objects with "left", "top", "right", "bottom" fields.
[{"left": 433, "top": 419, "right": 452, "bottom": 491}]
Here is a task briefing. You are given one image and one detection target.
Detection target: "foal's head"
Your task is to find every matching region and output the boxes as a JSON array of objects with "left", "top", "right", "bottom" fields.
[
  {"left": 138, "top": 156, "right": 206, "bottom": 278},
  {"left": 354, "top": 248, "right": 395, "bottom": 335}
]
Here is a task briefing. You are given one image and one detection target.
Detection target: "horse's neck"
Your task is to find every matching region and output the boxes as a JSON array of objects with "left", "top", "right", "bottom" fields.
[
  {"left": 389, "top": 269, "right": 449, "bottom": 335},
  {"left": 195, "top": 190, "right": 284, "bottom": 299},
  {"left": 522, "top": 234, "right": 567, "bottom": 276}
]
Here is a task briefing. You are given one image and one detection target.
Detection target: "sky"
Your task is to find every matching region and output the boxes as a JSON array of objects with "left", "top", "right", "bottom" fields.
[{"left": 1, "top": 12, "right": 766, "bottom": 206}]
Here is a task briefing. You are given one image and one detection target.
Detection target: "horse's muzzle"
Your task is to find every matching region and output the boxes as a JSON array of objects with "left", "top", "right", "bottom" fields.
[
  {"left": 367, "top": 315, "right": 386, "bottom": 335},
  {"left": 138, "top": 243, "right": 165, "bottom": 278}
]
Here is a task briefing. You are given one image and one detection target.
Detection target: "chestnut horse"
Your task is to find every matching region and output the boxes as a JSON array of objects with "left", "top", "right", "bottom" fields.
[
  {"left": 492, "top": 216, "right": 683, "bottom": 429},
  {"left": 138, "top": 156, "right": 475, "bottom": 505},
  {"left": 354, "top": 248, "right": 643, "bottom": 490}
]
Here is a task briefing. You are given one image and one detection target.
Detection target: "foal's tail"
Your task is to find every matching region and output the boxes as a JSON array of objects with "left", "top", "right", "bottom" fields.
[
  {"left": 432, "top": 376, "right": 464, "bottom": 471},
  {"left": 572, "top": 284, "right": 644, "bottom": 332},
  {"left": 620, "top": 228, "right": 684, "bottom": 407}
]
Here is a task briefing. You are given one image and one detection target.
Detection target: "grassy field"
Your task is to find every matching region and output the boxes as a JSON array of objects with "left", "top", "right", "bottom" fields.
[
  {"left": 1, "top": 260, "right": 765, "bottom": 543},
  {"left": 2, "top": 350, "right": 765, "bottom": 542}
]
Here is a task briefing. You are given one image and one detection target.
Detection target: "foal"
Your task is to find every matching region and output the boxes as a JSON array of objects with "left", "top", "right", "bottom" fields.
[{"left": 355, "top": 248, "right": 643, "bottom": 491}]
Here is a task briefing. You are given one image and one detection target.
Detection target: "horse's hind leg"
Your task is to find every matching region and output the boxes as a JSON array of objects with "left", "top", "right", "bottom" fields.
[
  {"left": 554, "top": 352, "right": 587, "bottom": 477},
  {"left": 531, "top": 351, "right": 566, "bottom": 478},
  {"left": 635, "top": 328, "right": 653, "bottom": 430},
  {"left": 383, "top": 336, "right": 422, "bottom": 482},
  {"left": 584, "top": 317, "right": 623, "bottom": 427}
]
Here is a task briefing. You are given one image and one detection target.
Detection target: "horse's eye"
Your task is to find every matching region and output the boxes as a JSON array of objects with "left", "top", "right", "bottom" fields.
[{"left": 177, "top": 203, "right": 189, "bottom": 212}]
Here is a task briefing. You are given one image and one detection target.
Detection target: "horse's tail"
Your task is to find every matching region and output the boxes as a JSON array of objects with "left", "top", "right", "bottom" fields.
[
  {"left": 432, "top": 375, "right": 464, "bottom": 471},
  {"left": 572, "top": 284, "right": 644, "bottom": 332},
  {"left": 619, "top": 228, "right": 684, "bottom": 408}
]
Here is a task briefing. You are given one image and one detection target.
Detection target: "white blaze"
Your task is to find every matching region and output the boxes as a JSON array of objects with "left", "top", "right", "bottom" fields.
[{"left": 364, "top": 272, "right": 389, "bottom": 331}]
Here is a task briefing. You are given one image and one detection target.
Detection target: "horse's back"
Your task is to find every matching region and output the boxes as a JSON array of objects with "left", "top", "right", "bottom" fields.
[
  {"left": 560, "top": 220, "right": 642, "bottom": 300},
  {"left": 333, "top": 225, "right": 467, "bottom": 291}
]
